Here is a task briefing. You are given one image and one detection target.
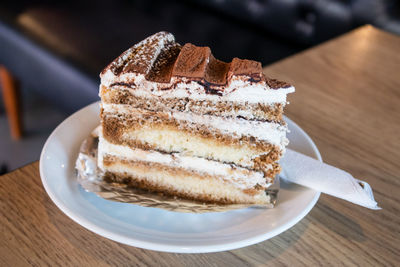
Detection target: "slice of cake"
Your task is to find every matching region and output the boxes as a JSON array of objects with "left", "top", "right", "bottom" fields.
[{"left": 98, "top": 32, "right": 294, "bottom": 205}]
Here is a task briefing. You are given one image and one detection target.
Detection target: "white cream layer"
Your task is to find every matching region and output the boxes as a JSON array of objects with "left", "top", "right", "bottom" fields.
[
  {"left": 102, "top": 103, "right": 289, "bottom": 149},
  {"left": 98, "top": 136, "right": 272, "bottom": 189},
  {"left": 100, "top": 71, "right": 294, "bottom": 104}
]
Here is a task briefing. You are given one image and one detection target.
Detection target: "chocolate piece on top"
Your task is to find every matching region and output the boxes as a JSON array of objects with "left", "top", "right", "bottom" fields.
[
  {"left": 265, "top": 77, "right": 292, "bottom": 89},
  {"left": 229, "top": 58, "right": 262, "bottom": 76},
  {"left": 204, "top": 56, "right": 230, "bottom": 85},
  {"left": 229, "top": 58, "right": 264, "bottom": 82},
  {"left": 172, "top": 43, "right": 211, "bottom": 79},
  {"left": 146, "top": 43, "right": 182, "bottom": 83}
]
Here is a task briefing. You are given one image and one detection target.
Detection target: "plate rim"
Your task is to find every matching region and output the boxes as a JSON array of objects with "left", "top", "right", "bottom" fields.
[{"left": 40, "top": 102, "right": 322, "bottom": 253}]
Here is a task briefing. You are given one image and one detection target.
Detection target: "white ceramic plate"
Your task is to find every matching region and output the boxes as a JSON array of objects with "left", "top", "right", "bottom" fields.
[{"left": 40, "top": 102, "right": 321, "bottom": 253}]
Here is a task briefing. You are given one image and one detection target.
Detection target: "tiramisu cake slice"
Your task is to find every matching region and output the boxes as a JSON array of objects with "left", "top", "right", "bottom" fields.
[{"left": 98, "top": 32, "right": 294, "bottom": 204}]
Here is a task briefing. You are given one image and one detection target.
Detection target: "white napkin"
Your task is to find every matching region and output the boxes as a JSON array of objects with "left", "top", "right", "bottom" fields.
[{"left": 280, "top": 149, "right": 380, "bottom": 210}]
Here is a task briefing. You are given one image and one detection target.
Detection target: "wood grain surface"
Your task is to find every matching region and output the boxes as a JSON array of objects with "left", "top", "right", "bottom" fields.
[{"left": 1, "top": 25, "right": 399, "bottom": 266}]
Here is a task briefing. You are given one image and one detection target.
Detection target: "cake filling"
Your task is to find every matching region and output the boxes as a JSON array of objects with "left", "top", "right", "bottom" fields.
[
  {"left": 102, "top": 104, "right": 288, "bottom": 145},
  {"left": 100, "top": 85, "right": 285, "bottom": 122}
]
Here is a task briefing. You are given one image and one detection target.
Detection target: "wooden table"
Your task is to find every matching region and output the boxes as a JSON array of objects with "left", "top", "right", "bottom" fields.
[{"left": 1, "top": 25, "right": 399, "bottom": 266}]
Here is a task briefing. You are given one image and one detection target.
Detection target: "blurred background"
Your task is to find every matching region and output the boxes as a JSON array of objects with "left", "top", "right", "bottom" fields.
[{"left": 1, "top": 0, "right": 399, "bottom": 174}]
